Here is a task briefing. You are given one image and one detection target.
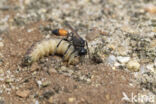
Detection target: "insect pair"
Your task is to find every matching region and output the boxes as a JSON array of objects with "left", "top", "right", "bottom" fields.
[
  {"left": 52, "top": 21, "right": 90, "bottom": 59},
  {"left": 22, "top": 22, "right": 90, "bottom": 66}
]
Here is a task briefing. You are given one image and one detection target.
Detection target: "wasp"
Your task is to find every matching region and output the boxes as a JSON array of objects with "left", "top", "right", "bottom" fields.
[{"left": 52, "top": 21, "right": 90, "bottom": 59}]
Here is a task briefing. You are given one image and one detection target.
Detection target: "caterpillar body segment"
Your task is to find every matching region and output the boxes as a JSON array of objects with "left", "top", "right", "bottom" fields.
[{"left": 22, "top": 38, "right": 78, "bottom": 66}]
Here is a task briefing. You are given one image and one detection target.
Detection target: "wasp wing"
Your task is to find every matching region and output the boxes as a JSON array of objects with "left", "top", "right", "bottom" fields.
[{"left": 64, "top": 21, "right": 80, "bottom": 39}]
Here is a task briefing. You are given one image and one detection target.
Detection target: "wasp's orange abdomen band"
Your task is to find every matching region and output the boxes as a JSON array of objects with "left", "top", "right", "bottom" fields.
[
  {"left": 52, "top": 29, "right": 68, "bottom": 36},
  {"left": 58, "top": 29, "right": 68, "bottom": 36}
]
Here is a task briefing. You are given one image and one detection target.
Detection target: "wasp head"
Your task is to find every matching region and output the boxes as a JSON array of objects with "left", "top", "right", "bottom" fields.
[{"left": 78, "top": 47, "right": 87, "bottom": 55}]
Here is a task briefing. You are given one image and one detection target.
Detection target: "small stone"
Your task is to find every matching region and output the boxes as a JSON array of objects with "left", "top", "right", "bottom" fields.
[
  {"left": 42, "top": 81, "right": 51, "bottom": 87},
  {"left": 105, "top": 94, "right": 110, "bottom": 100},
  {"left": 36, "top": 80, "right": 42, "bottom": 88},
  {"left": 16, "top": 90, "right": 30, "bottom": 98},
  {"left": 70, "top": 57, "right": 80, "bottom": 65},
  {"left": 152, "top": 27, "right": 156, "bottom": 32},
  {"left": 151, "top": 18, "right": 156, "bottom": 22},
  {"left": 154, "top": 58, "right": 156, "bottom": 67},
  {"left": 48, "top": 68, "right": 57, "bottom": 74},
  {"left": 108, "top": 44, "right": 116, "bottom": 50},
  {"left": 27, "top": 28, "right": 34, "bottom": 33},
  {"left": 48, "top": 96, "right": 53, "bottom": 103},
  {"left": 126, "top": 60, "right": 140, "bottom": 72},
  {"left": 86, "top": 28, "right": 100, "bottom": 41},
  {"left": 0, "top": 42, "right": 4, "bottom": 48},
  {"left": 117, "top": 56, "right": 130, "bottom": 64},
  {"left": 121, "top": 25, "right": 138, "bottom": 34},
  {"left": 146, "top": 64, "right": 154, "bottom": 71},
  {"left": 0, "top": 69, "right": 4, "bottom": 74},
  {"left": 30, "top": 62, "right": 39, "bottom": 72},
  {"left": 117, "top": 47, "right": 128, "bottom": 56},
  {"left": 114, "top": 62, "right": 120, "bottom": 67},
  {"left": 145, "top": 5, "right": 156, "bottom": 14},
  {"left": 68, "top": 97, "right": 76, "bottom": 103},
  {"left": 5, "top": 78, "right": 14, "bottom": 83},
  {"left": 24, "top": 0, "right": 31, "bottom": 5},
  {"left": 150, "top": 40, "right": 156, "bottom": 48},
  {"left": 39, "top": 8, "right": 47, "bottom": 13},
  {"left": 107, "top": 55, "right": 116, "bottom": 65},
  {"left": 35, "top": 100, "right": 39, "bottom": 104},
  {"left": 60, "top": 66, "right": 68, "bottom": 71},
  {"left": 140, "top": 65, "right": 146, "bottom": 73},
  {"left": 112, "top": 66, "right": 116, "bottom": 70}
]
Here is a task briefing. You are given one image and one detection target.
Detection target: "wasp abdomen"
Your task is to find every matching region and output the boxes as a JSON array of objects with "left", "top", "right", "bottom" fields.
[{"left": 52, "top": 29, "right": 68, "bottom": 36}]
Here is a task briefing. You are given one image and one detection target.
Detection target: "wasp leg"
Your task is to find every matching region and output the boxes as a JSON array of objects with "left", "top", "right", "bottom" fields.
[
  {"left": 85, "top": 41, "right": 91, "bottom": 59},
  {"left": 68, "top": 49, "right": 77, "bottom": 64},
  {"left": 52, "top": 39, "right": 64, "bottom": 55},
  {"left": 53, "top": 32, "right": 73, "bottom": 56},
  {"left": 62, "top": 44, "right": 72, "bottom": 60}
]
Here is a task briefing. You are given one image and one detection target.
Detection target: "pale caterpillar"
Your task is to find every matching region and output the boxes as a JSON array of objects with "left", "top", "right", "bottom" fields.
[{"left": 22, "top": 38, "right": 79, "bottom": 66}]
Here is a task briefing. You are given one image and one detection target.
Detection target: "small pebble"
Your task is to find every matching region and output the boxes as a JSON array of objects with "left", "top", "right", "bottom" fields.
[
  {"left": 146, "top": 64, "right": 154, "bottom": 71},
  {"left": 126, "top": 60, "right": 140, "bottom": 72},
  {"left": 24, "top": 0, "right": 31, "bottom": 5},
  {"left": 105, "top": 94, "right": 110, "bottom": 100},
  {"left": 30, "top": 62, "right": 39, "bottom": 72},
  {"left": 5, "top": 78, "right": 14, "bottom": 83},
  {"left": 114, "top": 62, "right": 120, "bottom": 67},
  {"left": 36, "top": 80, "right": 42, "bottom": 88},
  {"left": 0, "top": 42, "right": 4, "bottom": 48},
  {"left": 48, "top": 68, "right": 57, "bottom": 74},
  {"left": 71, "top": 57, "right": 80, "bottom": 65},
  {"left": 117, "top": 47, "right": 128, "bottom": 56},
  {"left": 42, "top": 81, "right": 51, "bottom": 87},
  {"left": 145, "top": 5, "right": 156, "bottom": 14},
  {"left": 150, "top": 39, "right": 156, "bottom": 48},
  {"left": 107, "top": 55, "right": 116, "bottom": 65},
  {"left": 16, "top": 90, "right": 30, "bottom": 98},
  {"left": 154, "top": 58, "right": 156, "bottom": 67},
  {"left": 140, "top": 65, "right": 146, "bottom": 73},
  {"left": 0, "top": 69, "right": 4, "bottom": 74},
  {"left": 112, "top": 66, "right": 116, "bottom": 70},
  {"left": 152, "top": 27, "right": 156, "bottom": 32},
  {"left": 86, "top": 28, "right": 100, "bottom": 41},
  {"left": 35, "top": 100, "right": 39, "bottom": 104},
  {"left": 48, "top": 96, "right": 53, "bottom": 103},
  {"left": 68, "top": 97, "right": 76, "bottom": 103},
  {"left": 121, "top": 25, "right": 138, "bottom": 34},
  {"left": 108, "top": 44, "right": 116, "bottom": 50},
  {"left": 60, "top": 66, "right": 68, "bottom": 71},
  {"left": 117, "top": 56, "right": 130, "bottom": 64}
]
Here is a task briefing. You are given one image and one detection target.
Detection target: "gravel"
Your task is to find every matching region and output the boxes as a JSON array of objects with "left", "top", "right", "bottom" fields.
[{"left": 0, "top": 0, "right": 155, "bottom": 103}]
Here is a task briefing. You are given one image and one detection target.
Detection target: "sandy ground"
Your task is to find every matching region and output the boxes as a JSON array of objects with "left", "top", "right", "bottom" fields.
[{"left": 0, "top": 0, "right": 155, "bottom": 104}]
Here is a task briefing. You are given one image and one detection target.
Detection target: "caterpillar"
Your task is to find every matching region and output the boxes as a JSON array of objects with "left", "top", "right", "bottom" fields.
[{"left": 22, "top": 38, "right": 79, "bottom": 66}]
